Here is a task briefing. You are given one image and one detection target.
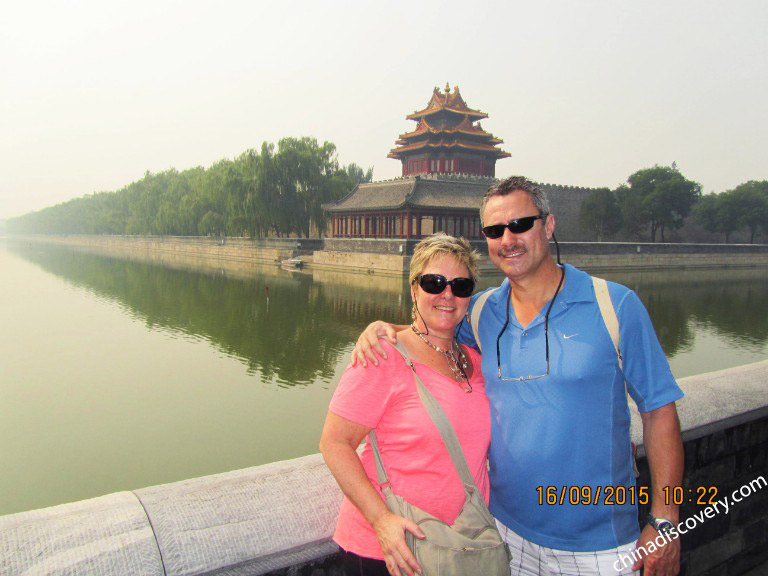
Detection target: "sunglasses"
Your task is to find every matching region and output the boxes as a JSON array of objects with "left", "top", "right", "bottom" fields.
[
  {"left": 416, "top": 274, "right": 476, "bottom": 298},
  {"left": 482, "top": 215, "right": 546, "bottom": 239}
]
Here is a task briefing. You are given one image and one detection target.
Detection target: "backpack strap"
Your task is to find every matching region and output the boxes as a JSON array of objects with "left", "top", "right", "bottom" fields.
[
  {"left": 592, "top": 276, "right": 622, "bottom": 370},
  {"left": 592, "top": 275, "right": 639, "bottom": 477},
  {"left": 468, "top": 288, "right": 497, "bottom": 353}
]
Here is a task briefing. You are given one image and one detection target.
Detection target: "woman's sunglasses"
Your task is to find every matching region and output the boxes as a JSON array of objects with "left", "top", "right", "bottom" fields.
[
  {"left": 416, "top": 274, "right": 476, "bottom": 298},
  {"left": 482, "top": 214, "right": 546, "bottom": 239}
]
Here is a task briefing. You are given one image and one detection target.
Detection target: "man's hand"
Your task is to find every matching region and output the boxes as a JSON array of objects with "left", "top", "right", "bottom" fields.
[
  {"left": 636, "top": 403, "right": 683, "bottom": 575},
  {"left": 632, "top": 523, "right": 680, "bottom": 576},
  {"left": 350, "top": 321, "right": 400, "bottom": 367},
  {"left": 372, "top": 510, "right": 425, "bottom": 576}
]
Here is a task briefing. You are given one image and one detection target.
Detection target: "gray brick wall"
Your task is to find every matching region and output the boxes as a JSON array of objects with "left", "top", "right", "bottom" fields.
[{"left": 635, "top": 413, "right": 768, "bottom": 576}]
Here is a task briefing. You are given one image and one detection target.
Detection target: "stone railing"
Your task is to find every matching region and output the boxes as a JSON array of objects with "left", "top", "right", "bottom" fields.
[{"left": 2, "top": 361, "right": 767, "bottom": 576}]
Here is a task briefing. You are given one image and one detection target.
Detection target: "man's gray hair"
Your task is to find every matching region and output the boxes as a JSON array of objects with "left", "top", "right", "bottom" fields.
[{"left": 480, "top": 176, "right": 551, "bottom": 225}]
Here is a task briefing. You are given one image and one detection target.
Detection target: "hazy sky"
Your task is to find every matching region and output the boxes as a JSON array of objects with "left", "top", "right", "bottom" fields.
[{"left": 2, "top": 0, "right": 766, "bottom": 220}]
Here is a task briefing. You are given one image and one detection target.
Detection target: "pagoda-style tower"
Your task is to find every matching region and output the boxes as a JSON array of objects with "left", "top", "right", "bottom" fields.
[{"left": 388, "top": 83, "right": 510, "bottom": 177}]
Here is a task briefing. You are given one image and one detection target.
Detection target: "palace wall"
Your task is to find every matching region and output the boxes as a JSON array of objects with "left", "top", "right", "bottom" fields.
[{"left": 540, "top": 183, "right": 595, "bottom": 241}]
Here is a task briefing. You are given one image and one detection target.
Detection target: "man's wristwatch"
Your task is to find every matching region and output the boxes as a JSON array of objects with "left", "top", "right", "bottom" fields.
[{"left": 647, "top": 513, "right": 675, "bottom": 536}]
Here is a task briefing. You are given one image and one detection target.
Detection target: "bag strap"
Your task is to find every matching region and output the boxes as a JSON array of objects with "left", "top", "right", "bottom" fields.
[
  {"left": 369, "top": 341, "right": 477, "bottom": 491},
  {"left": 469, "top": 288, "right": 497, "bottom": 353},
  {"left": 368, "top": 430, "right": 392, "bottom": 490}
]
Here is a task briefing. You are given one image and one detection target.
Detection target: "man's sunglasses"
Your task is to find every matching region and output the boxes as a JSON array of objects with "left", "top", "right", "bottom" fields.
[
  {"left": 482, "top": 215, "right": 546, "bottom": 239},
  {"left": 416, "top": 274, "right": 476, "bottom": 298}
]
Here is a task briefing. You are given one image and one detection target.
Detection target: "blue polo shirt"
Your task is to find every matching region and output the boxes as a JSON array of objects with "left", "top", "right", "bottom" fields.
[{"left": 457, "top": 264, "right": 683, "bottom": 552}]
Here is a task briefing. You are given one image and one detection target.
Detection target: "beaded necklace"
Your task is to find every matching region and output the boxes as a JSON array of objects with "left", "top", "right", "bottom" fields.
[{"left": 410, "top": 324, "right": 472, "bottom": 392}]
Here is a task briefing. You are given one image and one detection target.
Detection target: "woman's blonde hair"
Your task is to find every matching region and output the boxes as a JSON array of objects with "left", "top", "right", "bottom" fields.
[{"left": 408, "top": 233, "right": 480, "bottom": 287}]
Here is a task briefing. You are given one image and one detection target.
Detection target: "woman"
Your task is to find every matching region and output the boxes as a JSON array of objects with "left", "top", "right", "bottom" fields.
[{"left": 319, "top": 233, "right": 490, "bottom": 576}]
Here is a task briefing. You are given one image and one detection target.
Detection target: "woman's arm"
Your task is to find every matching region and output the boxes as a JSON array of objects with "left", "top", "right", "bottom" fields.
[{"left": 319, "top": 411, "right": 424, "bottom": 576}]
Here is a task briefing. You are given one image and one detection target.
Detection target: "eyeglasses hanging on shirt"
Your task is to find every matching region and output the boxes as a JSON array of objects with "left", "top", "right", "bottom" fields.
[{"left": 496, "top": 267, "right": 565, "bottom": 382}]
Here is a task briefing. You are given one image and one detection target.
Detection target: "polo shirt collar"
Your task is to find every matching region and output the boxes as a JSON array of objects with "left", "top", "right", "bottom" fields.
[
  {"left": 558, "top": 264, "right": 595, "bottom": 305},
  {"left": 488, "top": 264, "right": 594, "bottom": 328}
]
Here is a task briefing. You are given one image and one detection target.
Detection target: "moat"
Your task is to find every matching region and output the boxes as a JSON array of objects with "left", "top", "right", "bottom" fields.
[{"left": 2, "top": 240, "right": 767, "bottom": 516}]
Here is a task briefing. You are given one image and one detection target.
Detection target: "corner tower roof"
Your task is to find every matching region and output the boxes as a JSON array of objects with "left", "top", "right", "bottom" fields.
[
  {"left": 388, "top": 83, "right": 510, "bottom": 169},
  {"left": 406, "top": 83, "right": 488, "bottom": 122}
]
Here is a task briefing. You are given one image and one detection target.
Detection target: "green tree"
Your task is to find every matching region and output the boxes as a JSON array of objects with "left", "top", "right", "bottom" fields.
[
  {"left": 695, "top": 182, "right": 768, "bottom": 244},
  {"left": 343, "top": 163, "right": 374, "bottom": 185},
  {"left": 578, "top": 187, "right": 622, "bottom": 241},
  {"left": 271, "top": 137, "right": 359, "bottom": 237},
  {"left": 730, "top": 181, "right": 768, "bottom": 244},
  {"left": 198, "top": 210, "right": 225, "bottom": 236},
  {"left": 615, "top": 184, "right": 647, "bottom": 240},
  {"left": 620, "top": 166, "right": 701, "bottom": 242},
  {"left": 694, "top": 193, "right": 741, "bottom": 243}
]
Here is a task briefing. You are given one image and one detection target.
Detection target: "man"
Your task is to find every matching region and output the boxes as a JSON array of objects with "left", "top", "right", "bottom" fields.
[{"left": 352, "top": 176, "right": 684, "bottom": 576}]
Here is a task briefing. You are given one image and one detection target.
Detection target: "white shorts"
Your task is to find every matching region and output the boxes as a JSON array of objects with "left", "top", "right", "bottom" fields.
[{"left": 497, "top": 519, "right": 640, "bottom": 576}]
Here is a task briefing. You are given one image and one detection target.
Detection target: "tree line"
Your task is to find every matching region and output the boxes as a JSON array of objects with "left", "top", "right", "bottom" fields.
[
  {"left": 7, "top": 151, "right": 766, "bottom": 244},
  {"left": 6, "top": 137, "right": 373, "bottom": 238},
  {"left": 579, "top": 166, "right": 768, "bottom": 243}
]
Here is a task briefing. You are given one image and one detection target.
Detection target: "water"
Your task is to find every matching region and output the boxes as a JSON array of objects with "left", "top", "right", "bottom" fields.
[{"left": 1, "top": 241, "right": 766, "bottom": 516}]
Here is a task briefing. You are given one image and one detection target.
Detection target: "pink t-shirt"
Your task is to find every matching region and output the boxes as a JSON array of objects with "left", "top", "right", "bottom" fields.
[{"left": 329, "top": 339, "right": 491, "bottom": 560}]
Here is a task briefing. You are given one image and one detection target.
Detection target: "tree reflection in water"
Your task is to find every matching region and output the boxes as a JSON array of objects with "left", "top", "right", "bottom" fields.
[{"left": 10, "top": 243, "right": 768, "bottom": 384}]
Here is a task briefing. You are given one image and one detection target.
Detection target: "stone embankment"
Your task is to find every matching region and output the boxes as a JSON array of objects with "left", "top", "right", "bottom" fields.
[
  {"left": 2, "top": 361, "right": 767, "bottom": 576},
  {"left": 10, "top": 235, "right": 768, "bottom": 275}
]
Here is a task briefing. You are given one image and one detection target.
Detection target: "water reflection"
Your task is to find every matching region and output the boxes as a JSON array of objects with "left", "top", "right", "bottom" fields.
[
  {"left": 8, "top": 243, "right": 768, "bottom": 384},
  {"left": 596, "top": 268, "right": 768, "bottom": 357},
  {"left": 7, "top": 242, "right": 412, "bottom": 387}
]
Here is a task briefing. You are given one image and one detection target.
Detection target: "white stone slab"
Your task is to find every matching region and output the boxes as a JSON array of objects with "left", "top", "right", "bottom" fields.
[
  {"left": 0, "top": 491, "right": 162, "bottom": 576},
  {"left": 134, "top": 452, "right": 342, "bottom": 576},
  {"left": 630, "top": 359, "right": 768, "bottom": 444}
]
